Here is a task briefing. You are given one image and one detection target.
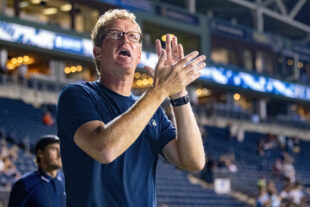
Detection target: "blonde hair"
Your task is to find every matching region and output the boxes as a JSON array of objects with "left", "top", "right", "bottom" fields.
[{"left": 91, "top": 9, "right": 142, "bottom": 76}]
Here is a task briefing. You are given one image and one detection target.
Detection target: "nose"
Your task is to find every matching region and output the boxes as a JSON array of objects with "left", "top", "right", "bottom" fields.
[
  {"left": 56, "top": 148, "right": 60, "bottom": 157},
  {"left": 120, "top": 33, "right": 130, "bottom": 43}
]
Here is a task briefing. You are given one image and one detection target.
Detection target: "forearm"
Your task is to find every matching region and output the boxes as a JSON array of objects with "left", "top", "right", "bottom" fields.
[
  {"left": 173, "top": 103, "right": 205, "bottom": 170},
  {"left": 75, "top": 87, "right": 166, "bottom": 163}
]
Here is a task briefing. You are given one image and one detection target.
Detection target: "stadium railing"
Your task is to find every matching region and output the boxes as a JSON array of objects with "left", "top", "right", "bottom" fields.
[{"left": 0, "top": 187, "right": 10, "bottom": 207}]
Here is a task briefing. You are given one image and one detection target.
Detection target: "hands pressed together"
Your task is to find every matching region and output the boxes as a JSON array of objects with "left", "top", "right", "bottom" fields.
[{"left": 144, "top": 34, "right": 206, "bottom": 99}]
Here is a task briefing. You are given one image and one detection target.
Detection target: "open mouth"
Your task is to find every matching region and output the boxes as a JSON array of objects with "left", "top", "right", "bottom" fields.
[{"left": 118, "top": 50, "right": 131, "bottom": 57}]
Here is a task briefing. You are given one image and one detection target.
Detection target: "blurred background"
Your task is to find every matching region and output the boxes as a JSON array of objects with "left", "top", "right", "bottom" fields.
[{"left": 0, "top": 0, "right": 310, "bottom": 206}]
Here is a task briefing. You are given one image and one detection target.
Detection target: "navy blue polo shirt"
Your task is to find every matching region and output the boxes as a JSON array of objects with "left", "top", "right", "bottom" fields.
[
  {"left": 8, "top": 168, "right": 66, "bottom": 207},
  {"left": 56, "top": 81, "right": 176, "bottom": 207}
]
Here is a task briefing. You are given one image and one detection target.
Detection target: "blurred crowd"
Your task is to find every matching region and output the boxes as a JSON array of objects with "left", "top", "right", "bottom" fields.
[
  {"left": 256, "top": 133, "right": 309, "bottom": 207},
  {"left": 198, "top": 124, "right": 309, "bottom": 207},
  {"left": 257, "top": 179, "right": 307, "bottom": 207},
  {"left": 0, "top": 139, "right": 21, "bottom": 187},
  {"left": 257, "top": 134, "right": 301, "bottom": 158}
]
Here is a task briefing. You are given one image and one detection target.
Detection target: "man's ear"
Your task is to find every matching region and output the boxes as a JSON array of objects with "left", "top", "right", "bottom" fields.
[
  {"left": 37, "top": 150, "right": 43, "bottom": 159},
  {"left": 93, "top": 46, "right": 102, "bottom": 61}
]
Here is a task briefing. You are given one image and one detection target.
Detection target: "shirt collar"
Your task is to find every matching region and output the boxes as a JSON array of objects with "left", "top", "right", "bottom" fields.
[{"left": 38, "top": 168, "right": 61, "bottom": 182}]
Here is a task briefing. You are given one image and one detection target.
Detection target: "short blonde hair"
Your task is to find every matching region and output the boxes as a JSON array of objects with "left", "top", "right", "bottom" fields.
[{"left": 91, "top": 9, "right": 142, "bottom": 76}]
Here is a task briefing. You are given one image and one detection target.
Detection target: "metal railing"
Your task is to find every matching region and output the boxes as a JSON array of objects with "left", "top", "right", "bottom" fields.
[
  {"left": 0, "top": 187, "right": 10, "bottom": 207},
  {"left": 0, "top": 73, "right": 64, "bottom": 105}
]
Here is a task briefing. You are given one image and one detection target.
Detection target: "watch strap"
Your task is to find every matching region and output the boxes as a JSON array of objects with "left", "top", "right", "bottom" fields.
[{"left": 170, "top": 94, "right": 190, "bottom": 107}]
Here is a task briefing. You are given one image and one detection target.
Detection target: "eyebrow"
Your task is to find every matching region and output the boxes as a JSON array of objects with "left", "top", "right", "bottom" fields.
[{"left": 108, "top": 29, "right": 140, "bottom": 33}]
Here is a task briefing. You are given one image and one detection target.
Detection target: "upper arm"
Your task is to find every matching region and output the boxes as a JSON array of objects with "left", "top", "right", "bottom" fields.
[{"left": 57, "top": 85, "right": 105, "bottom": 159}]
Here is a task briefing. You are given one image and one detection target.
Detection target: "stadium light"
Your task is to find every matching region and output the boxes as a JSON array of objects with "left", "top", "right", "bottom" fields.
[
  {"left": 23, "top": 56, "right": 30, "bottom": 63},
  {"left": 196, "top": 88, "right": 202, "bottom": 96},
  {"left": 142, "top": 79, "right": 149, "bottom": 86},
  {"left": 70, "top": 66, "right": 77, "bottom": 73},
  {"left": 134, "top": 72, "right": 141, "bottom": 79},
  {"left": 43, "top": 8, "right": 58, "bottom": 15},
  {"left": 76, "top": 65, "right": 82, "bottom": 72},
  {"left": 202, "top": 88, "right": 210, "bottom": 96},
  {"left": 11, "top": 58, "right": 17, "bottom": 65},
  {"left": 287, "top": 59, "right": 293, "bottom": 66},
  {"left": 234, "top": 93, "right": 241, "bottom": 101},
  {"left": 161, "top": 34, "right": 175, "bottom": 42},
  {"left": 30, "top": 0, "right": 41, "bottom": 4},
  {"left": 64, "top": 67, "right": 71, "bottom": 74},
  {"left": 136, "top": 79, "right": 142, "bottom": 86},
  {"left": 60, "top": 4, "right": 72, "bottom": 12},
  {"left": 17, "top": 57, "right": 23, "bottom": 64},
  {"left": 6, "top": 63, "right": 15, "bottom": 70},
  {"left": 19, "top": 1, "right": 29, "bottom": 8},
  {"left": 148, "top": 77, "right": 153, "bottom": 85}
]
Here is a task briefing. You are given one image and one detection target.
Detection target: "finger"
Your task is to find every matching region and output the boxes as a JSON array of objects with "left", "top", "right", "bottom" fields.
[
  {"left": 186, "top": 62, "right": 206, "bottom": 76},
  {"left": 186, "top": 70, "right": 201, "bottom": 86},
  {"left": 176, "top": 51, "right": 199, "bottom": 68},
  {"left": 165, "top": 34, "right": 172, "bottom": 61},
  {"left": 155, "top": 39, "right": 162, "bottom": 57},
  {"left": 184, "top": 55, "right": 206, "bottom": 71},
  {"left": 144, "top": 66, "right": 155, "bottom": 78},
  {"left": 178, "top": 44, "right": 184, "bottom": 59},
  {"left": 157, "top": 49, "right": 167, "bottom": 68},
  {"left": 184, "top": 64, "right": 204, "bottom": 86},
  {"left": 172, "top": 36, "right": 179, "bottom": 58}
]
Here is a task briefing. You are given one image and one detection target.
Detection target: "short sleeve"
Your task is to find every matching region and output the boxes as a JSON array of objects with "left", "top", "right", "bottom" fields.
[
  {"left": 56, "top": 84, "right": 102, "bottom": 140},
  {"left": 157, "top": 107, "right": 176, "bottom": 154}
]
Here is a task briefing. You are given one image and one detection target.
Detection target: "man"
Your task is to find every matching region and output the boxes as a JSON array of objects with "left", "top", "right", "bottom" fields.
[
  {"left": 57, "top": 9, "right": 205, "bottom": 207},
  {"left": 8, "top": 135, "right": 66, "bottom": 207}
]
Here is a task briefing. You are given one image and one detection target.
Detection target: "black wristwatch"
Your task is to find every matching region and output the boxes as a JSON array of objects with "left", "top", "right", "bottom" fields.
[{"left": 170, "top": 94, "right": 190, "bottom": 107}]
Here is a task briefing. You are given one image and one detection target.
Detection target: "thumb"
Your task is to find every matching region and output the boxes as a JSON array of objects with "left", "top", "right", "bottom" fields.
[
  {"left": 157, "top": 49, "right": 166, "bottom": 68},
  {"left": 144, "top": 66, "right": 155, "bottom": 78}
]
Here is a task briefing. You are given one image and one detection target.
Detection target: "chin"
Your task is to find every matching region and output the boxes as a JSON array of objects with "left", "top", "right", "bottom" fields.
[
  {"left": 50, "top": 162, "right": 62, "bottom": 170},
  {"left": 118, "top": 64, "right": 136, "bottom": 72},
  {"left": 55, "top": 165, "right": 63, "bottom": 170},
  {"left": 115, "top": 59, "right": 136, "bottom": 68}
]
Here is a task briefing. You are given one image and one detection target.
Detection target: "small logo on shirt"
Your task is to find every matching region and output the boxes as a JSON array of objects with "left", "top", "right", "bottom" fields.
[{"left": 149, "top": 119, "right": 157, "bottom": 127}]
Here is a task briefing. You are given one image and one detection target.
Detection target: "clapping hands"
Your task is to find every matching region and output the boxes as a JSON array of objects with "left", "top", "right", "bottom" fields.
[{"left": 144, "top": 34, "right": 206, "bottom": 98}]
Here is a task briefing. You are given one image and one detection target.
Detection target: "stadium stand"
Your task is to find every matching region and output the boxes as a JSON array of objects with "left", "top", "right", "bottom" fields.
[
  {"left": 156, "top": 157, "right": 252, "bottom": 207},
  {"left": 201, "top": 125, "right": 310, "bottom": 206},
  {"left": 0, "top": 97, "right": 57, "bottom": 147}
]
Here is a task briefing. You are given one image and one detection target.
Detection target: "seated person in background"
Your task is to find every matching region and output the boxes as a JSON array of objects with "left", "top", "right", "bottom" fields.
[
  {"left": 225, "top": 159, "right": 238, "bottom": 173},
  {"left": 257, "top": 186, "right": 269, "bottom": 207},
  {"left": 257, "top": 177, "right": 266, "bottom": 189},
  {"left": 8, "top": 135, "right": 65, "bottom": 207},
  {"left": 289, "top": 183, "right": 304, "bottom": 206},
  {"left": 272, "top": 158, "right": 283, "bottom": 177},
  {"left": 267, "top": 180, "right": 281, "bottom": 207},
  {"left": 42, "top": 111, "right": 54, "bottom": 126},
  {"left": 282, "top": 160, "right": 296, "bottom": 184},
  {"left": 292, "top": 137, "right": 300, "bottom": 154}
]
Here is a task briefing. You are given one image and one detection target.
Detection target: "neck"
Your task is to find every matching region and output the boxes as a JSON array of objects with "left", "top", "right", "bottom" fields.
[
  {"left": 39, "top": 165, "right": 58, "bottom": 178},
  {"left": 99, "top": 72, "right": 133, "bottom": 96}
]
